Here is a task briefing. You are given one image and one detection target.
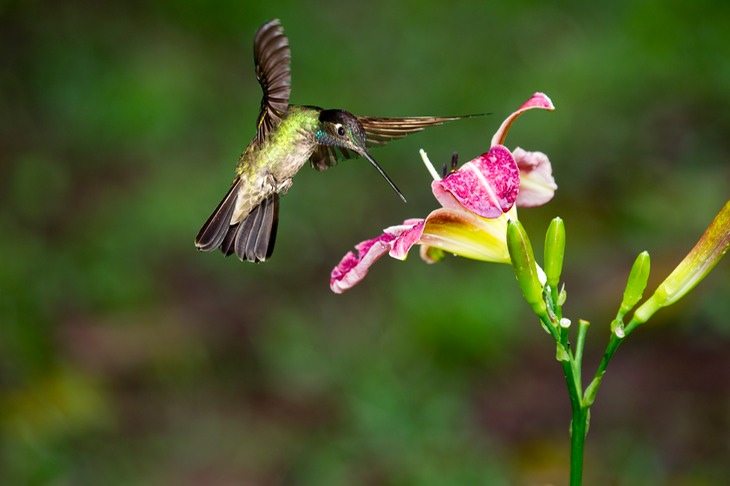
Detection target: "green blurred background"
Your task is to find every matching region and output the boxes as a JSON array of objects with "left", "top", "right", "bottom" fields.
[{"left": 2, "top": 0, "right": 729, "bottom": 484}]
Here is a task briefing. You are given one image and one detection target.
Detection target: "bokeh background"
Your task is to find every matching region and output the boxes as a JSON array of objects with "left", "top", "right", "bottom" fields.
[{"left": 2, "top": 0, "right": 729, "bottom": 484}]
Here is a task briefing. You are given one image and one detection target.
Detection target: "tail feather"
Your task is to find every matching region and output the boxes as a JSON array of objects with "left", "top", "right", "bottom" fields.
[
  {"left": 247, "top": 194, "right": 279, "bottom": 261},
  {"left": 195, "top": 181, "right": 280, "bottom": 263},
  {"left": 195, "top": 179, "right": 240, "bottom": 252},
  {"left": 233, "top": 209, "right": 259, "bottom": 257}
]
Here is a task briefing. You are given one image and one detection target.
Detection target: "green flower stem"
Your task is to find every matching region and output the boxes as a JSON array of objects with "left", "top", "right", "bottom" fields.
[
  {"left": 575, "top": 320, "right": 589, "bottom": 368},
  {"left": 562, "top": 323, "right": 592, "bottom": 486},
  {"left": 567, "top": 351, "right": 587, "bottom": 486},
  {"left": 584, "top": 333, "right": 623, "bottom": 407},
  {"left": 542, "top": 230, "right": 590, "bottom": 486},
  {"left": 562, "top": 345, "right": 587, "bottom": 486},
  {"left": 510, "top": 202, "right": 729, "bottom": 485},
  {"left": 543, "top": 289, "right": 589, "bottom": 486},
  {"left": 537, "top": 311, "right": 585, "bottom": 486},
  {"left": 570, "top": 405, "right": 589, "bottom": 486},
  {"left": 572, "top": 320, "right": 590, "bottom": 399}
]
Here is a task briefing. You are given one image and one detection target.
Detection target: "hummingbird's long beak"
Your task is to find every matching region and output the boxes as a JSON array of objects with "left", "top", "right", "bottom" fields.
[{"left": 360, "top": 150, "right": 407, "bottom": 203}]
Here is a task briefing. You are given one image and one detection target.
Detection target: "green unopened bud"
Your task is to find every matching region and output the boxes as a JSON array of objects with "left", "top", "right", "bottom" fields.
[
  {"left": 618, "top": 251, "right": 651, "bottom": 317},
  {"left": 507, "top": 219, "right": 547, "bottom": 317},
  {"left": 630, "top": 200, "right": 730, "bottom": 330},
  {"left": 544, "top": 217, "right": 566, "bottom": 290}
]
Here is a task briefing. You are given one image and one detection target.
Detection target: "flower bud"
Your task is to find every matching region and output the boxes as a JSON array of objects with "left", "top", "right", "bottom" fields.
[
  {"left": 544, "top": 217, "right": 566, "bottom": 290},
  {"left": 631, "top": 201, "right": 730, "bottom": 328},
  {"left": 619, "top": 251, "right": 650, "bottom": 317},
  {"left": 507, "top": 219, "right": 547, "bottom": 317}
]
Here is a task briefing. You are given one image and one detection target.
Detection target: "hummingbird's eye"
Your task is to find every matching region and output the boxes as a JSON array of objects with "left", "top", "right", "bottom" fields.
[{"left": 336, "top": 125, "right": 346, "bottom": 137}]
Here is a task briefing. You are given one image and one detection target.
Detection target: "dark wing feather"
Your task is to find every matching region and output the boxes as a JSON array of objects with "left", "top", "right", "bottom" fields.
[
  {"left": 358, "top": 115, "right": 479, "bottom": 146},
  {"left": 310, "top": 114, "right": 481, "bottom": 171},
  {"left": 253, "top": 19, "right": 291, "bottom": 148},
  {"left": 310, "top": 146, "right": 353, "bottom": 172}
]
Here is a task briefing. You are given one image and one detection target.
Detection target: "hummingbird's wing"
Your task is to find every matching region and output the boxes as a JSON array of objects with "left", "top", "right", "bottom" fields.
[
  {"left": 309, "top": 115, "right": 479, "bottom": 171},
  {"left": 253, "top": 19, "right": 291, "bottom": 148},
  {"left": 357, "top": 115, "right": 476, "bottom": 146},
  {"left": 309, "top": 145, "right": 355, "bottom": 171}
]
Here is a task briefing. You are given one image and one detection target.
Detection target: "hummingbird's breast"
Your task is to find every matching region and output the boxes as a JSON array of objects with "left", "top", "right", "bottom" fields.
[
  {"left": 231, "top": 106, "right": 320, "bottom": 222},
  {"left": 241, "top": 106, "right": 319, "bottom": 178}
]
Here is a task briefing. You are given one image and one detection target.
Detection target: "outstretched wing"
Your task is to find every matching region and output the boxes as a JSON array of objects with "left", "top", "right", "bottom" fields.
[
  {"left": 253, "top": 19, "right": 291, "bottom": 148},
  {"left": 358, "top": 115, "right": 478, "bottom": 146},
  {"left": 310, "top": 114, "right": 482, "bottom": 171}
]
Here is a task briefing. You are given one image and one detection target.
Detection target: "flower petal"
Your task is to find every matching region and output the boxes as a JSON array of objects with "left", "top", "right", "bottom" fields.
[
  {"left": 330, "top": 219, "right": 425, "bottom": 293},
  {"left": 418, "top": 207, "right": 514, "bottom": 264},
  {"left": 491, "top": 92, "right": 555, "bottom": 147},
  {"left": 513, "top": 147, "right": 557, "bottom": 207},
  {"left": 432, "top": 145, "right": 519, "bottom": 218},
  {"left": 388, "top": 219, "right": 426, "bottom": 259},
  {"left": 330, "top": 234, "right": 394, "bottom": 294}
]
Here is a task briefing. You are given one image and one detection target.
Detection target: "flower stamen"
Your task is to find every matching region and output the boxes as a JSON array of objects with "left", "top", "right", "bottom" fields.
[{"left": 420, "top": 149, "right": 442, "bottom": 181}]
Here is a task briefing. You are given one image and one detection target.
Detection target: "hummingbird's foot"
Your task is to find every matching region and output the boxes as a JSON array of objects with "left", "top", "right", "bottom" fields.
[
  {"left": 275, "top": 177, "right": 293, "bottom": 195},
  {"left": 261, "top": 171, "right": 291, "bottom": 195}
]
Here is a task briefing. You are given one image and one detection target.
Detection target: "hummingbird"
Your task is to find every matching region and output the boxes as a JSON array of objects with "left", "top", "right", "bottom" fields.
[{"left": 195, "top": 19, "right": 478, "bottom": 262}]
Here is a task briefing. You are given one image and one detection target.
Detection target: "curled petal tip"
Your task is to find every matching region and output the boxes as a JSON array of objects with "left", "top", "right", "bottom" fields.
[
  {"left": 491, "top": 92, "right": 556, "bottom": 147},
  {"left": 525, "top": 92, "right": 555, "bottom": 111}
]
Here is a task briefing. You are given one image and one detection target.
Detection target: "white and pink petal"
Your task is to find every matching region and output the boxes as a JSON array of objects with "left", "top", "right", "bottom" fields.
[
  {"left": 330, "top": 233, "right": 395, "bottom": 294},
  {"left": 432, "top": 145, "right": 520, "bottom": 218},
  {"left": 330, "top": 219, "right": 426, "bottom": 293},
  {"left": 513, "top": 147, "right": 557, "bottom": 208}
]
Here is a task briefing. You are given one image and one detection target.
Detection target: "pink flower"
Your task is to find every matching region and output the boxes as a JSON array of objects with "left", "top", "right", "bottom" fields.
[{"left": 331, "top": 93, "right": 557, "bottom": 293}]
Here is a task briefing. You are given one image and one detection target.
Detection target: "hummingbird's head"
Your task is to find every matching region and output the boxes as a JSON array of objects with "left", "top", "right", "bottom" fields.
[
  {"left": 317, "top": 109, "right": 406, "bottom": 202},
  {"left": 316, "top": 109, "right": 368, "bottom": 153}
]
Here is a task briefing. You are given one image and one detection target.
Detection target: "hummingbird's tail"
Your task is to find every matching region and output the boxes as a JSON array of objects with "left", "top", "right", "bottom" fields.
[
  {"left": 195, "top": 180, "right": 280, "bottom": 263},
  {"left": 220, "top": 194, "right": 279, "bottom": 262}
]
